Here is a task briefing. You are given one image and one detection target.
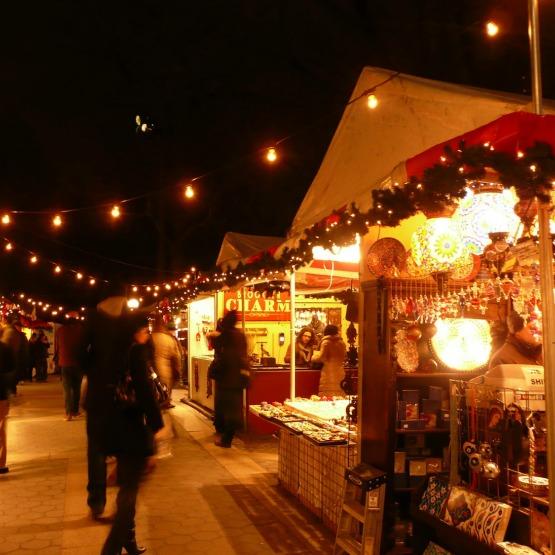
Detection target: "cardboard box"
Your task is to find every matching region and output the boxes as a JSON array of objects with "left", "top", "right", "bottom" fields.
[
  {"left": 401, "top": 389, "right": 420, "bottom": 403},
  {"left": 422, "top": 413, "right": 438, "bottom": 428},
  {"left": 409, "top": 459, "right": 427, "bottom": 487},
  {"left": 399, "top": 419, "right": 426, "bottom": 431},
  {"left": 405, "top": 403, "right": 419, "bottom": 420},
  {"left": 428, "top": 386, "right": 444, "bottom": 401},
  {"left": 426, "top": 457, "right": 443, "bottom": 474},
  {"left": 394, "top": 451, "right": 407, "bottom": 474},
  {"left": 422, "top": 399, "right": 441, "bottom": 414}
]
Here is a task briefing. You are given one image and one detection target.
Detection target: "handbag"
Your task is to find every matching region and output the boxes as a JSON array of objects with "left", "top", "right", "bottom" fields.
[
  {"left": 149, "top": 366, "right": 169, "bottom": 406},
  {"left": 114, "top": 365, "right": 169, "bottom": 409}
]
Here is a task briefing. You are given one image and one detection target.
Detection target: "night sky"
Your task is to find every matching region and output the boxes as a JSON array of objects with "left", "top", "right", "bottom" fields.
[{"left": 1, "top": 0, "right": 555, "bottom": 310}]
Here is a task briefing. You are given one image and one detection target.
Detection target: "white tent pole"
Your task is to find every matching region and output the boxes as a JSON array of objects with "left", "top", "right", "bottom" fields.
[
  {"left": 528, "top": 0, "right": 555, "bottom": 547},
  {"left": 290, "top": 271, "right": 296, "bottom": 399}
]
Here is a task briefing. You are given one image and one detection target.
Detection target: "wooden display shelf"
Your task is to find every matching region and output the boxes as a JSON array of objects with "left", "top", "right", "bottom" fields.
[
  {"left": 396, "top": 371, "right": 482, "bottom": 379},
  {"left": 396, "top": 427, "right": 449, "bottom": 434}
]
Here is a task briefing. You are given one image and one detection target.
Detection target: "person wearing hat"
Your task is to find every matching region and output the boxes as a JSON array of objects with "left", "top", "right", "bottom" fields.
[
  {"left": 0, "top": 313, "right": 29, "bottom": 394},
  {"left": 489, "top": 312, "right": 543, "bottom": 368},
  {"left": 55, "top": 311, "right": 86, "bottom": 420}
]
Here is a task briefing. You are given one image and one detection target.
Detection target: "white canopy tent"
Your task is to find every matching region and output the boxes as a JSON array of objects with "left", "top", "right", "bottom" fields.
[{"left": 289, "top": 66, "right": 555, "bottom": 241}]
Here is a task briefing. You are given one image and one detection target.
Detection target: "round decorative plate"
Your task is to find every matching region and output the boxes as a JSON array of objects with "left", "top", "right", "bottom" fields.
[
  {"left": 366, "top": 238, "right": 407, "bottom": 278},
  {"left": 450, "top": 253, "right": 481, "bottom": 282}
]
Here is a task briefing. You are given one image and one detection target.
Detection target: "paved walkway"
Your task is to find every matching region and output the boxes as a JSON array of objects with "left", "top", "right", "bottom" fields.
[{"left": 0, "top": 381, "right": 333, "bottom": 554}]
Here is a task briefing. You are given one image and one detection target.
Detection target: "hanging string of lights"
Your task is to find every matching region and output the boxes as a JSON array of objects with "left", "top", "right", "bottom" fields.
[
  {"left": 10, "top": 293, "right": 87, "bottom": 320},
  {"left": 0, "top": 74, "right": 403, "bottom": 228}
]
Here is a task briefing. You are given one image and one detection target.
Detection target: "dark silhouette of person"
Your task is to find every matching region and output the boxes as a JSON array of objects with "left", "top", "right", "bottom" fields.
[
  {"left": 0, "top": 314, "right": 29, "bottom": 394},
  {"left": 210, "top": 310, "right": 249, "bottom": 448},
  {"left": 55, "top": 313, "right": 86, "bottom": 420},
  {"left": 100, "top": 317, "right": 163, "bottom": 555}
]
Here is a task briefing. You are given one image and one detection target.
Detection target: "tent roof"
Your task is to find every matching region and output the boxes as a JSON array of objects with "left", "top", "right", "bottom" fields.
[
  {"left": 216, "top": 232, "right": 283, "bottom": 269},
  {"left": 289, "top": 66, "right": 555, "bottom": 239}
]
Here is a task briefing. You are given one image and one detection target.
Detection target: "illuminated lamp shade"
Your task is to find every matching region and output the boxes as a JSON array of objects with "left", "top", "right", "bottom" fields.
[
  {"left": 430, "top": 318, "right": 492, "bottom": 371},
  {"left": 312, "top": 234, "right": 360, "bottom": 263},
  {"left": 453, "top": 187, "right": 521, "bottom": 254},
  {"left": 411, "top": 217, "right": 467, "bottom": 273}
]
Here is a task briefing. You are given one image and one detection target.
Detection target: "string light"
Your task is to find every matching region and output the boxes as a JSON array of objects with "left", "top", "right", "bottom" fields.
[
  {"left": 367, "top": 93, "right": 379, "bottom": 109},
  {"left": 184, "top": 184, "right": 195, "bottom": 199},
  {"left": 111, "top": 205, "right": 121, "bottom": 219},
  {"left": 485, "top": 21, "right": 499, "bottom": 37},
  {"left": 30, "top": 255, "right": 38, "bottom": 264},
  {"left": 265, "top": 147, "right": 278, "bottom": 163},
  {"left": 54, "top": 265, "right": 62, "bottom": 274},
  {"left": 1, "top": 214, "right": 10, "bottom": 225},
  {"left": 5, "top": 242, "right": 12, "bottom": 252},
  {"left": 89, "top": 278, "right": 96, "bottom": 286},
  {"left": 52, "top": 214, "right": 63, "bottom": 227}
]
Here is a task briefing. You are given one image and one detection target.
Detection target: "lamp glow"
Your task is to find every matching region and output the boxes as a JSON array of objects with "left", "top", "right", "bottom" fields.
[
  {"left": 431, "top": 318, "right": 492, "bottom": 371},
  {"left": 486, "top": 21, "right": 499, "bottom": 37},
  {"left": 127, "top": 298, "right": 140, "bottom": 309},
  {"left": 4, "top": 242, "right": 12, "bottom": 252},
  {"left": 89, "top": 278, "right": 96, "bottom": 286},
  {"left": 30, "top": 255, "right": 37, "bottom": 264},
  {"left": 184, "top": 184, "right": 195, "bottom": 199},
  {"left": 266, "top": 147, "right": 278, "bottom": 163},
  {"left": 52, "top": 214, "right": 63, "bottom": 227},
  {"left": 367, "top": 94, "right": 379, "bottom": 109},
  {"left": 54, "top": 265, "right": 62, "bottom": 274},
  {"left": 76, "top": 272, "right": 83, "bottom": 280},
  {"left": 111, "top": 205, "right": 121, "bottom": 218},
  {"left": 1, "top": 214, "right": 10, "bottom": 225}
]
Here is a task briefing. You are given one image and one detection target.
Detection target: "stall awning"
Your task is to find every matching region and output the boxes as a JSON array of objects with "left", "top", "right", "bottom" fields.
[
  {"left": 289, "top": 66, "right": 555, "bottom": 240},
  {"left": 216, "top": 231, "right": 283, "bottom": 269}
]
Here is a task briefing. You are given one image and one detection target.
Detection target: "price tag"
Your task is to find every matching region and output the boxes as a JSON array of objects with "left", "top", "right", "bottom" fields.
[{"left": 522, "top": 365, "right": 544, "bottom": 388}]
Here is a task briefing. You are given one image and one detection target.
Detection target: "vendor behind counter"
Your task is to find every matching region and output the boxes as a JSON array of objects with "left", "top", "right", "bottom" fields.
[{"left": 284, "top": 327, "right": 316, "bottom": 367}]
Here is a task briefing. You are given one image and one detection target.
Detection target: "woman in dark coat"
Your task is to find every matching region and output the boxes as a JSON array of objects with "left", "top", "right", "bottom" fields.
[
  {"left": 211, "top": 310, "right": 249, "bottom": 448},
  {"left": 100, "top": 319, "right": 163, "bottom": 555}
]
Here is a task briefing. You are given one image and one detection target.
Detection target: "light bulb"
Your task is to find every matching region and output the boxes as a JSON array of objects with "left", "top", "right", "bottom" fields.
[
  {"left": 486, "top": 21, "right": 499, "bottom": 37},
  {"left": 184, "top": 184, "right": 195, "bottom": 199},
  {"left": 111, "top": 205, "right": 121, "bottom": 218},
  {"left": 89, "top": 278, "right": 96, "bottom": 286},
  {"left": 52, "top": 311, "right": 58, "bottom": 316},
  {"left": 1, "top": 214, "right": 10, "bottom": 225},
  {"left": 132, "top": 286, "right": 138, "bottom": 292},
  {"left": 266, "top": 147, "right": 277, "bottom": 163},
  {"left": 52, "top": 214, "right": 63, "bottom": 227},
  {"left": 367, "top": 94, "right": 378, "bottom": 109},
  {"left": 54, "top": 265, "right": 62, "bottom": 274},
  {"left": 76, "top": 272, "right": 83, "bottom": 280},
  {"left": 30, "top": 255, "right": 37, "bottom": 264},
  {"left": 5, "top": 243, "right": 12, "bottom": 251}
]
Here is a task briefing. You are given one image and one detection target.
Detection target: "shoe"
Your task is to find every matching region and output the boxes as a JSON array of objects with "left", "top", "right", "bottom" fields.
[
  {"left": 65, "top": 414, "right": 73, "bottom": 421},
  {"left": 72, "top": 412, "right": 82, "bottom": 418},
  {"left": 0, "top": 467, "right": 9, "bottom": 474},
  {"left": 214, "top": 440, "right": 232, "bottom": 448},
  {"left": 122, "top": 541, "right": 146, "bottom": 554}
]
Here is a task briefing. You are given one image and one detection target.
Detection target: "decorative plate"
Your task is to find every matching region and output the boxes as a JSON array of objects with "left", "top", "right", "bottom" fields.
[
  {"left": 450, "top": 253, "right": 481, "bottom": 282},
  {"left": 366, "top": 238, "right": 407, "bottom": 278}
]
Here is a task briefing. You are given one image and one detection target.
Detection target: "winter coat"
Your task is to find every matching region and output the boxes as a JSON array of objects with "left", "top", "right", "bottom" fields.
[
  {"left": 103, "top": 342, "right": 164, "bottom": 457},
  {"left": 0, "top": 342, "right": 14, "bottom": 400},
  {"left": 0, "top": 325, "right": 29, "bottom": 383},
  {"left": 489, "top": 335, "right": 543, "bottom": 369},
  {"left": 151, "top": 331, "right": 181, "bottom": 388},
  {"left": 312, "top": 334, "right": 347, "bottom": 396},
  {"left": 211, "top": 328, "right": 249, "bottom": 390},
  {"left": 284, "top": 343, "right": 313, "bottom": 366}
]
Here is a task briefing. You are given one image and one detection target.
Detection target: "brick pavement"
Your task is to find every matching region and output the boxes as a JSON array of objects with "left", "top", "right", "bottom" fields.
[{"left": 0, "top": 381, "right": 333, "bottom": 554}]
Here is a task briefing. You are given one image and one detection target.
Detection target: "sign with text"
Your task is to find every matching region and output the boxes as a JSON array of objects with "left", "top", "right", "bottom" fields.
[{"left": 223, "top": 290, "right": 291, "bottom": 321}]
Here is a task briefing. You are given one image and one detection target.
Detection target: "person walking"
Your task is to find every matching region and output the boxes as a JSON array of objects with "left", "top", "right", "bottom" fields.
[
  {"left": 210, "top": 310, "right": 250, "bottom": 448},
  {"left": 35, "top": 330, "right": 50, "bottom": 382},
  {"left": 311, "top": 325, "right": 347, "bottom": 397},
  {"left": 0, "top": 314, "right": 29, "bottom": 394},
  {"left": 151, "top": 318, "right": 181, "bottom": 407},
  {"left": 100, "top": 317, "right": 163, "bottom": 555},
  {"left": 28, "top": 332, "right": 38, "bottom": 382},
  {"left": 0, "top": 340, "right": 14, "bottom": 474},
  {"left": 55, "top": 313, "right": 86, "bottom": 421}
]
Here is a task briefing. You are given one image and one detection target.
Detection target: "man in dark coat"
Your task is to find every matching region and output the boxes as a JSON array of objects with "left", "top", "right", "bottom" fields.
[
  {"left": 0, "top": 314, "right": 29, "bottom": 394},
  {"left": 211, "top": 310, "right": 250, "bottom": 448}
]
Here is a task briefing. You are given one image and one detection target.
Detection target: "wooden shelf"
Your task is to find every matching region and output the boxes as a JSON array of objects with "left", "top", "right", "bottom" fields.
[
  {"left": 396, "top": 427, "right": 449, "bottom": 434},
  {"left": 396, "top": 372, "right": 481, "bottom": 379}
]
